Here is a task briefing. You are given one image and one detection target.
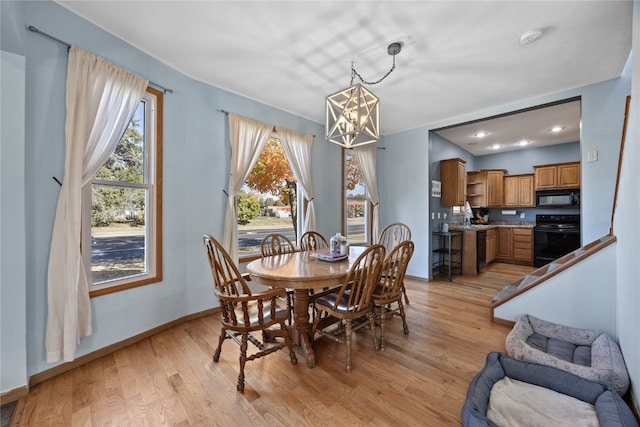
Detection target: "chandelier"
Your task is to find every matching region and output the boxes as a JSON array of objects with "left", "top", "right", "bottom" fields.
[{"left": 326, "top": 42, "right": 402, "bottom": 149}]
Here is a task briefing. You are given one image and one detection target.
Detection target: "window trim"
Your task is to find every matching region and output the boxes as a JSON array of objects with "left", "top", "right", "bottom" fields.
[{"left": 87, "top": 86, "right": 163, "bottom": 297}]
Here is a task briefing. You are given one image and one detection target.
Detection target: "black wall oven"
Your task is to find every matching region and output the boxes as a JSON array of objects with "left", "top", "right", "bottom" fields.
[{"left": 533, "top": 214, "right": 581, "bottom": 267}]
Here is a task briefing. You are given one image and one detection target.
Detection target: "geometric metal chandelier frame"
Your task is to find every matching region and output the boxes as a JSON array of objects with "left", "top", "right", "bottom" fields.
[
  {"left": 325, "top": 42, "right": 402, "bottom": 149},
  {"left": 326, "top": 83, "right": 379, "bottom": 148}
]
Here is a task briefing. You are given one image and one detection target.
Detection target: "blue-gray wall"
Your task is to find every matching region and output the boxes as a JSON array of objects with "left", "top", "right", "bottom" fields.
[
  {"left": 1, "top": 49, "right": 28, "bottom": 394},
  {"left": 378, "top": 128, "right": 430, "bottom": 279}
]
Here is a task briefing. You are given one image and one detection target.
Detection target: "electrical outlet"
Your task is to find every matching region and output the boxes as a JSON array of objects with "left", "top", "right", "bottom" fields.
[
  {"left": 520, "top": 212, "right": 526, "bottom": 219},
  {"left": 431, "top": 212, "right": 434, "bottom": 220},
  {"left": 443, "top": 212, "right": 448, "bottom": 219},
  {"left": 587, "top": 150, "right": 598, "bottom": 162},
  {"left": 437, "top": 212, "right": 441, "bottom": 219}
]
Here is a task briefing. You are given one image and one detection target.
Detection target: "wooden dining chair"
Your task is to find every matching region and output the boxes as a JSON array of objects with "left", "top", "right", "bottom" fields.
[
  {"left": 299, "top": 231, "right": 329, "bottom": 251},
  {"left": 261, "top": 233, "right": 295, "bottom": 257},
  {"left": 260, "top": 233, "right": 296, "bottom": 323},
  {"left": 371, "top": 240, "right": 415, "bottom": 350},
  {"left": 378, "top": 222, "right": 411, "bottom": 252},
  {"left": 299, "top": 231, "right": 334, "bottom": 297},
  {"left": 377, "top": 222, "right": 412, "bottom": 304},
  {"left": 312, "top": 244, "right": 386, "bottom": 372},
  {"left": 203, "top": 234, "right": 297, "bottom": 393}
]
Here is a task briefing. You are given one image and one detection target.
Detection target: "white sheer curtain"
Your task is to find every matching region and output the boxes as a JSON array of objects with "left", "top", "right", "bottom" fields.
[
  {"left": 223, "top": 113, "right": 272, "bottom": 261},
  {"left": 46, "top": 46, "right": 148, "bottom": 362},
  {"left": 352, "top": 145, "right": 380, "bottom": 243},
  {"left": 277, "top": 128, "right": 316, "bottom": 238}
]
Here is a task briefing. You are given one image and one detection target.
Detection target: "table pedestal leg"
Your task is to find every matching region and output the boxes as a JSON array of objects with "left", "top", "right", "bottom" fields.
[{"left": 293, "top": 288, "right": 315, "bottom": 368}]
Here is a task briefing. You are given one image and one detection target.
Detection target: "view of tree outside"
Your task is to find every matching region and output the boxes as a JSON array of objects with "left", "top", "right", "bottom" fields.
[
  {"left": 237, "top": 191, "right": 260, "bottom": 223},
  {"left": 345, "top": 151, "right": 367, "bottom": 243},
  {"left": 91, "top": 102, "right": 146, "bottom": 283},
  {"left": 239, "top": 137, "right": 297, "bottom": 256}
]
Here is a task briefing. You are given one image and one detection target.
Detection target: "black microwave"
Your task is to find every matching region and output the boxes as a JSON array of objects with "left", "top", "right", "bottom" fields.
[{"left": 536, "top": 189, "right": 580, "bottom": 208}]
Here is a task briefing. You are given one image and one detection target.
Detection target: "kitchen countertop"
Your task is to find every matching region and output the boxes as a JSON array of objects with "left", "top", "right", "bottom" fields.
[{"left": 447, "top": 221, "right": 535, "bottom": 231}]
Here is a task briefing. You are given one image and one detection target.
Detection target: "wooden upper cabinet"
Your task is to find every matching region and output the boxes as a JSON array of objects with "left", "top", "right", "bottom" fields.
[
  {"left": 504, "top": 174, "right": 535, "bottom": 207},
  {"left": 534, "top": 165, "right": 557, "bottom": 189},
  {"left": 486, "top": 170, "right": 505, "bottom": 207},
  {"left": 557, "top": 162, "right": 581, "bottom": 188},
  {"left": 466, "top": 171, "right": 486, "bottom": 208},
  {"left": 534, "top": 161, "right": 580, "bottom": 190},
  {"left": 440, "top": 158, "right": 466, "bottom": 206},
  {"left": 466, "top": 169, "right": 504, "bottom": 208}
]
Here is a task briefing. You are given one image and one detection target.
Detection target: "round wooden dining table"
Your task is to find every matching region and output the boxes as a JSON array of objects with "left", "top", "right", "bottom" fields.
[{"left": 246, "top": 250, "right": 352, "bottom": 368}]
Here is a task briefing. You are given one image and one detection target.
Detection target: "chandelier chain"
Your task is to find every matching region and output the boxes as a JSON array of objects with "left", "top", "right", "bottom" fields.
[{"left": 350, "top": 53, "right": 397, "bottom": 86}]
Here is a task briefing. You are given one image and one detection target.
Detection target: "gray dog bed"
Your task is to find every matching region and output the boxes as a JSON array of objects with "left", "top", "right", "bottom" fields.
[
  {"left": 505, "top": 314, "right": 630, "bottom": 395},
  {"left": 462, "top": 352, "right": 638, "bottom": 427}
]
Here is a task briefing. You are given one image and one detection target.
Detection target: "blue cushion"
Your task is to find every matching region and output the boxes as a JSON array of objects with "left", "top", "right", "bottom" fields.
[
  {"left": 526, "top": 333, "right": 591, "bottom": 366},
  {"left": 525, "top": 332, "right": 548, "bottom": 351},
  {"left": 574, "top": 345, "right": 592, "bottom": 367}
]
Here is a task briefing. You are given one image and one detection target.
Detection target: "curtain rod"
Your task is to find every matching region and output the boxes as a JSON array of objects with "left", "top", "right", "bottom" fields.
[
  {"left": 28, "top": 25, "right": 174, "bottom": 94},
  {"left": 217, "top": 109, "right": 316, "bottom": 138}
]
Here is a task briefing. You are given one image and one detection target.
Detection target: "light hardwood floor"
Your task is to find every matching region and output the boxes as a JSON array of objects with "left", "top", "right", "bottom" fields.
[{"left": 11, "top": 262, "right": 534, "bottom": 426}]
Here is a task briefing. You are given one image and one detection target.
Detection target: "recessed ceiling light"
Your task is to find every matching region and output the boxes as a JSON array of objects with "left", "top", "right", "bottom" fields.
[
  {"left": 517, "top": 140, "right": 531, "bottom": 146},
  {"left": 550, "top": 126, "right": 565, "bottom": 133},
  {"left": 491, "top": 144, "right": 502, "bottom": 150},
  {"left": 474, "top": 131, "right": 489, "bottom": 138},
  {"left": 520, "top": 29, "right": 543, "bottom": 45}
]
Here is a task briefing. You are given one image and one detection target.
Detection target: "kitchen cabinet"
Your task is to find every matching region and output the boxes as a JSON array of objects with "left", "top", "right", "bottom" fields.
[
  {"left": 534, "top": 161, "right": 580, "bottom": 190},
  {"left": 558, "top": 163, "right": 581, "bottom": 188},
  {"left": 440, "top": 158, "right": 466, "bottom": 206},
  {"left": 486, "top": 228, "right": 497, "bottom": 264},
  {"left": 495, "top": 227, "right": 533, "bottom": 265},
  {"left": 486, "top": 170, "right": 505, "bottom": 207},
  {"left": 466, "top": 171, "right": 486, "bottom": 208},
  {"left": 454, "top": 225, "right": 533, "bottom": 275},
  {"left": 504, "top": 174, "right": 535, "bottom": 207},
  {"left": 512, "top": 228, "right": 533, "bottom": 263},
  {"left": 466, "top": 169, "right": 505, "bottom": 208},
  {"left": 496, "top": 228, "right": 512, "bottom": 260}
]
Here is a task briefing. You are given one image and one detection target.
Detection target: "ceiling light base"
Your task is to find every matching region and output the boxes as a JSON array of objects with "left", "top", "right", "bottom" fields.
[
  {"left": 519, "top": 29, "right": 543, "bottom": 45},
  {"left": 388, "top": 42, "right": 402, "bottom": 56}
]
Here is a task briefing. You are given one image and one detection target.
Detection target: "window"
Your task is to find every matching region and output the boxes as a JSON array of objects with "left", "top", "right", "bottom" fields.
[
  {"left": 343, "top": 150, "right": 371, "bottom": 244},
  {"left": 85, "top": 87, "right": 163, "bottom": 296},
  {"left": 238, "top": 136, "right": 297, "bottom": 259}
]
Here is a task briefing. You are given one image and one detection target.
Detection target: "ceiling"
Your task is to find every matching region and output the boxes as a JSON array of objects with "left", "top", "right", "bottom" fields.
[
  {"left": 55, "top": 1, "right": 631, "bottom": 143},
  {"left": 434, "top": 99, "right": 581, "bottom": 156}
]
